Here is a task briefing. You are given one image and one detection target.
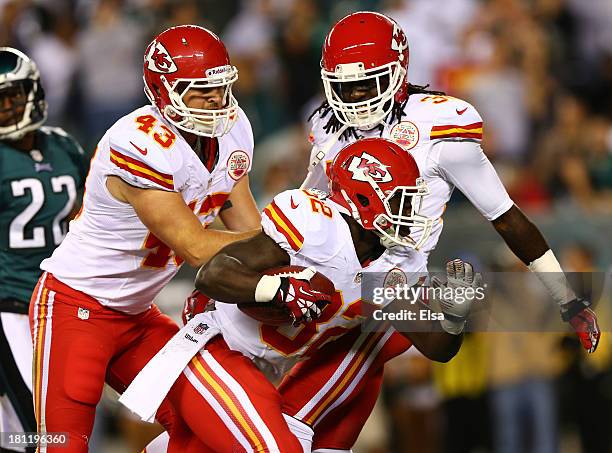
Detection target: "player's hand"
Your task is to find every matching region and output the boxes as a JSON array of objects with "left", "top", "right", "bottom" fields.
[
  {"left": 561, "top": 298, "right": 600, "bottom": 353},
  {"left": 429, "top": 259, "right": 483, "bottom": 335},
  {"left": 182, "top": 290, "right": 213, "bottom": 325},
  {"left": 273, "top": 267, "right": 332, "bottom": 326}
]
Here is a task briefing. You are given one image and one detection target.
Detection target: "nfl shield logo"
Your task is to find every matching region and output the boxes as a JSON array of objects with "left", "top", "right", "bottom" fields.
[
  {"left": 77, "top": 308, "right": 90, "bottom": 320},
  {"left": 194, "top": 323, "right": 209, "bottom": 335}
]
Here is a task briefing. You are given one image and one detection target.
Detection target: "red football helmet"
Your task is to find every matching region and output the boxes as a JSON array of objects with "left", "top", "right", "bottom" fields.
[
  {"left": 329, "top": 138, "right": 432, "bottom": 249},
  {"left": 143, "top": 25, "right": 238, "bottom": 137},
  {"left": 321, "top": 12, "right": 409, "bottom": 130}
]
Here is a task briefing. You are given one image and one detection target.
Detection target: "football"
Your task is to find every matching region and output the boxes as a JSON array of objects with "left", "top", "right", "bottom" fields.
[{"left": 238, "top": 265, "right": 335, "bottom": 326}]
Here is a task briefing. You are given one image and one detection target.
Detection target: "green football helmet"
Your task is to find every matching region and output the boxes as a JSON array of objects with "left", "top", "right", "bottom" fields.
[{"left": 0, "top": 47, "right": 47, "bottom": 140}]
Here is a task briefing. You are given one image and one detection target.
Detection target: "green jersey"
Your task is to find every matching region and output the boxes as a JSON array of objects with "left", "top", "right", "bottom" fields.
[{"left": 0, "top": 127, "right": 88, "bottom": 307}]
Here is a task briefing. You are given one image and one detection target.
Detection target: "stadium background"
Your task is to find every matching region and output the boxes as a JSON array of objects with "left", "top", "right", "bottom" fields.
[{"left": 1, "top": 0, "right": 611, "bottom": 451}]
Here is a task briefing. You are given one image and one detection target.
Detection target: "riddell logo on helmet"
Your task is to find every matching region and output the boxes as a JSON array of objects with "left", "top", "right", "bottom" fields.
[
  {"left": 206, "top": 65, "right": 231, "bottom": 78},
  {"left": 348, "top": 153, "right": 392, "bottom": 183},
  {"left": 146, "top": 42, "right": 178, "bottom": 74}
]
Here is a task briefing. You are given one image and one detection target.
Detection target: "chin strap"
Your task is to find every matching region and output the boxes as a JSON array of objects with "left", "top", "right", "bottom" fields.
[
  {"left": 301, "top": 124, "right": 349, "bottom": 189},
  {"left": 340, "top": 188, "right": 363, "bottom": 225},
  {"left": 377, "top": 231, "right": 401, "bottom": 249}
]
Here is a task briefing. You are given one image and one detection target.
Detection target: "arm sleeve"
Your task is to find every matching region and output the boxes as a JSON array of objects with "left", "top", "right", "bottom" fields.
[{"left": 436, "top": 140, "right": 514, "bottom": 221}]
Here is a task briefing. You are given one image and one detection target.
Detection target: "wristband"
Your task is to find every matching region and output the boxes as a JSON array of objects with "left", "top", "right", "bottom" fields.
[
  {"left": 528, "top": 250, "right": 576, "bottom": 305},
  {"left": 255, "top": 275, "right": 282, "bottom": 303}
]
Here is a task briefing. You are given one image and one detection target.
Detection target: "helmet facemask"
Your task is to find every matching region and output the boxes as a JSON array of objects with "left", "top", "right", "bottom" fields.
[
  {"left": 0, "top": 48, "right": 47, "bottom": 141},
  {"left": 150, "top": 65, "right": 239, "bottom": 138},
  {"left": 322, "top": 61, "right": 405, "bottom": 130},
  {"left": 372, "top": 181, "right": 433, "bottom": 249}
]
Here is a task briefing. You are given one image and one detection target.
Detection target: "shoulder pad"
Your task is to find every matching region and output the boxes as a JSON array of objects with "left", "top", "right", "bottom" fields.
[
  {"left": 261, "top": 189, "right": 344, "bottom": 261},
  {"left": 40, "top": 126, "right": 88, "bottom": 180},
  {"left": 426, "top": 95, "right": 483, "bottom": 142},
  {"left": 40, "top": 126, "right": 69, "bottom": 138},
  {"left": 229, "top": 107, "right": 254, "bottom": 156},
  {"left": 302, "top": 188, "right": 329, "bottom": 200},
  {"left": 308, "top": 108, "right": 334, "bottom": 148},
  {"left": 106, "top": 115, "right": 183, "bottom": 192},
  {"left": 41, "top": 126, "right": 84, "bottom": 155}
]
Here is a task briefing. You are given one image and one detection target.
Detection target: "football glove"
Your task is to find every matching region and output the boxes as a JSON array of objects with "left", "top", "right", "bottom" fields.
[
  {"left": 428, "top": 259, "right": 483, "bottom": 335},
  {"left": 561, "top": 298, "right": 600, "bottom": 353},
  {"left": 256, "top": 267, "right": 332, "bottom": 326}
]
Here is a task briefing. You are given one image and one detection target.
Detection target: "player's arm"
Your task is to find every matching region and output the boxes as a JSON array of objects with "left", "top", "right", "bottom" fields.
[
  {"left": 491, "top": 205, "right": 548, "bottom": 263},
  {"left": 195, "top": 231, "right": 331, "bottom": 325},
  {"left": 383, "top": 259, "right": 479, "bottom": 362},
  {"left": 437, "top": 139, "right": 600, "bottom": 352},
  {"left": 436, "top": 140, "right": 549, "bottom": 262},
  {"left": 196, "top": 231, "right": 289, "bottom": 302},
  {"left": 218, "top": 175, "right": 261, "bottom": 231},
  {"left": 495, "top": 207, "right": 600, "bottom": 352},
  {"left": 384, "top": 299, "right": 463, "bottom": 363},
  {"left": 106, "top": 176, "right": 257, "bottom": 267}
]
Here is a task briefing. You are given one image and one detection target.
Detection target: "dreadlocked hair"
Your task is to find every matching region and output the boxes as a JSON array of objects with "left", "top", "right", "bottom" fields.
[{"left": 308, "top": 83, "right": 446, "bottom": 142}]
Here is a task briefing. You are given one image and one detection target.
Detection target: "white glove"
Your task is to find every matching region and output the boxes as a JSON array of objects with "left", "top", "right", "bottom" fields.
[{"left": 428, "top": 259, "right": 483, "bottom": 335}]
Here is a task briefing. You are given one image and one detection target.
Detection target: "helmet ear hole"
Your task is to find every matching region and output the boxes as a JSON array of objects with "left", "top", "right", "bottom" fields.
[
  {"left": 356, "top": 194, "right": 369, "bottom": 207},
  {"left": 175, "top": 81, "right": 189, "bottom": 94}
]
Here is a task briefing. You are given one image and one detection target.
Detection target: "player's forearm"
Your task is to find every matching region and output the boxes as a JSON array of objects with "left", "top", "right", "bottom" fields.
[
  {"left": 219, "top": 200, "right": 261, "bottom": 231},
  {"left": 196, "top": 252, "right": 261, "bottom": 302},
  {"left": 219, "top": 176, "right": 261, "bottom": 231},
  {"left": 405, "top": 330, "right": 463, "bottom": 363},
  {"left": 384, "top": 299, "right": 462, "bottom": 362},
  {"left": 492, "top": 205, "right": 549, "bottom": 265},
  {"left": 188, "top": 228, "right": 260, "bottom": 268},
  {"left": 493, "top": 206, "right": 582, "bottom": 306}
]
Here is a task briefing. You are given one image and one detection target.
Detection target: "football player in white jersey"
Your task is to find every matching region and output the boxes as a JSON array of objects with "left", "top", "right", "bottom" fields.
[
  {"left": 124, "top": 137, "right": 478, "bottom": 452},
  {"left": 277, "top": 11, "right": 601, "bottom": 452},
  {"left": 27, "top": 25, "right": 269, "bottom": 452}
]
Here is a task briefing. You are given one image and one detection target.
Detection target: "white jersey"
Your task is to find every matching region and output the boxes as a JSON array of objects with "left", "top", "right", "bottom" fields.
[
  {"left": 202, "top": 189, "right": 427, "bottom": 380},
  {"left": 41, "top": 105, "right": 254, "bottom": 314},
  {"left": 307, "top": 94, "right": 514, "bottom": 256}
]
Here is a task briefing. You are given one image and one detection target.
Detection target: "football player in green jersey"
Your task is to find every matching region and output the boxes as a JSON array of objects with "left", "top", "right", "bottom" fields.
[{"left": 0, "top": 47, "right": 87, "bottom": 452}]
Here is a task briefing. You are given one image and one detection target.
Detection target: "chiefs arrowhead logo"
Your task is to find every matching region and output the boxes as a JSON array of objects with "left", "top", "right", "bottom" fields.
[
  {"left": 145, "top": 42, "right": 178, "bottom": 74},
  {"left": 348, "top": 152, "right": 392, "bottom": 183}
]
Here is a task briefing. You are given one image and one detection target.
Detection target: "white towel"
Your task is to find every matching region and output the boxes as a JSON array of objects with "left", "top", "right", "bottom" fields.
[{"left": 119, "top": 313, "right": 220, "bottom": 422}]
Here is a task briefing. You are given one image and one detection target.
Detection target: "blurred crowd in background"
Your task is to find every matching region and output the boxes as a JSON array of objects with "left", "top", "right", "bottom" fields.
[{"left": 1, "top": 0, "right": 611, "bottom": 452}]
